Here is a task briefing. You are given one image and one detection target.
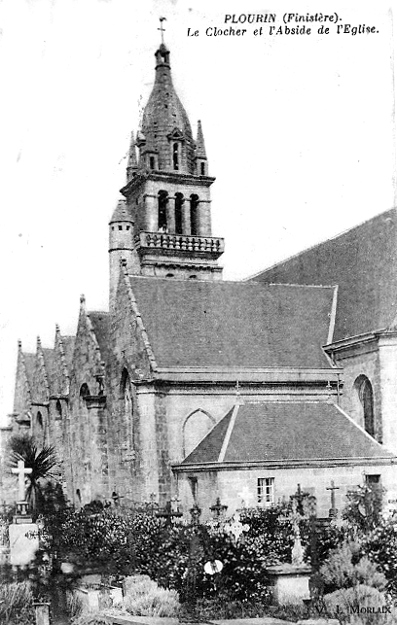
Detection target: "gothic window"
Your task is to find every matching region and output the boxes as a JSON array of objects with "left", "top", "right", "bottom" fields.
[
  {"left": 80, "top": 383, "right": 90, "bottom": 399},
  {"left": 355, "top": 375, "right": 375, "bottom": 437},
  {"left": 175, "top": 193, "right": 184, "bottom": 234},
  {"left": 173, "top": 142, "right": 179, "bottom": 170},
  {"left": 182, "top": 409, "right": 215, "bottom": 458},
  {"left": 190, "top": 195, "right": 199, "bottom": 235},
  {"left": 158, "top": 190, "right": 168, "bottom": 231}
]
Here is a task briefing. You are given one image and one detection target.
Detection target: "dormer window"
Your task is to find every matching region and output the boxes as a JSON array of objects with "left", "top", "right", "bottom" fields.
[{"left": 150, "top": 156, "right": 155, "bottom": 170}]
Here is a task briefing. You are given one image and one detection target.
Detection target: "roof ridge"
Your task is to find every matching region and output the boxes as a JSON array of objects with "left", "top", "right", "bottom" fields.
[
  {"left": 128, "top": 273, "right": 335, "bottom": 290},
  {"left": 246, "top": 206, "right": 397, "bottom": 281}
]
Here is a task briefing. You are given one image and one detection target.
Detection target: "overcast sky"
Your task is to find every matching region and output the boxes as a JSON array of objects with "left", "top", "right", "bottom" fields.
[{"left": 0, "top": 0, "right": 395, "bottom": 425}]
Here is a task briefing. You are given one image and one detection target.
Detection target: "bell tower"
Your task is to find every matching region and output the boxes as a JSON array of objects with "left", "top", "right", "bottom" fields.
[{"left": 116, "top": 39, "right": 224, "bottom": 281}]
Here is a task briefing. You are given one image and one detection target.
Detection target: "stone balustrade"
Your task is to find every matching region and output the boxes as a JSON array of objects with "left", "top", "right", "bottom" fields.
[{"left": 135, "top": 232, "right": 224, "bottom": 256}]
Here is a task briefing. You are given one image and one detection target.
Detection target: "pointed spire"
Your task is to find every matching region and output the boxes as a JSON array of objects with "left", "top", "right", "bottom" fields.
[
  {"left": 80, "top": 294, "right": 86, "bottom": 312},
  {"left": 36, "top": 336, "right": 42, "bottom": 350},
  {"left": 126, "top": 132, "right": 138, "bottom": 181},
  {"left": 195, "top": 120, "right": 207, "bottom": 159}
]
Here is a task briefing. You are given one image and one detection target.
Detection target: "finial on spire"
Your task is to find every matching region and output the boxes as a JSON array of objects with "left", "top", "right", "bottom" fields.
[
  {"left": 127, "top": 132, "right": 138, "bottom": 181},
  {"left": 158, "top": 17, "right": 167, "bottom": 45}
]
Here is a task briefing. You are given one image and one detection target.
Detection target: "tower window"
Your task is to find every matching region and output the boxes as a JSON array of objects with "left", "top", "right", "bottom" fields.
[
  {"left": 126, "top": 225, "right": 130, "bottom": 231},
  {"left": 158, "top": 190, "right": 168, "bottom": 231},
  {"left": 118, "top": 225, "right": 123, "bottom": 230},
  {"left": 37, "top": 411, "right": 43, "bottom": 428},
  {"left": 149, "top": 156, "right": 155, "bottom": 170},
  {"left": 190, "top": 195, "right": 199, "bottom": 235},
  {"left": 173, "top": 142, "right": 179, "bottom": 170},
  {"left": 80, "top": 383, "right": 90, "bottom": 399},
  {"left": 55, "top": 400, "right": 62, "bottom": 420},
  {"left": 257, "top": 477, "right": 275, "bottom": 505},
  {"left": 175, "top": 193, "right": 184, "bottom": 235},
  {"left": 200, "top": 162, "right": 205, "bottom": 176}
]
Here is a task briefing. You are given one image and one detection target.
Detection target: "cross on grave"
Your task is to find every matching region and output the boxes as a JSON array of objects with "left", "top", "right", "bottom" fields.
[
  {"left": 326, "top": 480, "right": 340, "bottom": 518},
  {"left": 158, "top": 17, "right": 166, "bottom": 44},
  {"left": 224, "top": 512, "right": 250, "bottom": 542},
  {"left": 11, "top": 460, "right": 32, "bottom": 504},
  {"left": 291, "top": 483, "right": 306, "bottom": 516},
  {"left": 210, "top": 497, "right": 228, "bottom": 518},
  {"left": 156, "top": 500, "right": 183, "bottom": 526}
]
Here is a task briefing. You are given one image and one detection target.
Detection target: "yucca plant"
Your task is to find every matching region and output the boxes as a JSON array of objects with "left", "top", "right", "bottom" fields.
[{"left": 8, "top": 434, "right": 58, "bottom": 515}]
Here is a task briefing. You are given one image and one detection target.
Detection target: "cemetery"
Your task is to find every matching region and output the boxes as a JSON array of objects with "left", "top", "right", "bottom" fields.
[{"left": 1, "top": 437, "right": 397, "bottom": 625}]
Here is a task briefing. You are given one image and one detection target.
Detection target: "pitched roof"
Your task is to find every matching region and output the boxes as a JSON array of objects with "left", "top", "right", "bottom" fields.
[
  {"left": 249, "top": 208, "right": 397, "bottom": 342},
  {"left": 128, "top": 277, "right": 336, "bottom": 369},
  {"left": 88, "top": 311, "right": 110, "bottom": 363},
  {"left": 182, "top": 401, "right": 395, "bottom": 466}
]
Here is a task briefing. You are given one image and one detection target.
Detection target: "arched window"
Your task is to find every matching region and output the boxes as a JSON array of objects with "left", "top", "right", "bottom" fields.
[
  {"left": 182, "top": 409, "right": 215, "bottom": 458},
  {"left": 173, "top": 142, "right": 179, "bottom": 170},
  {"left": 355, "top": 375, "right": 375, "bottom": 437},
  {"left": 190, "top": 195, "right": 199, "bottom": 235},
  {"left": 80, "top": 383, "right": 90, "bottom": 399},
  {"left": 158, "top": 190, "right": 168, "bottom": 231},
  {"left": 37, "top": 411, "right": 43, "bottom": 428},
  {"left": 55, "top": 400, "right": 62, "bottom": 420},
  {"left": 175, "top": 193, "right": 184, "bottom": 235}
]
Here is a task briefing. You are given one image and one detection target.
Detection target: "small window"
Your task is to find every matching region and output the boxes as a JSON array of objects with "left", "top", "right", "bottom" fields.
[
  {"left": 112, "top": 226, "right": 114, "bottom": 231},
  {"left": 37, "top": 411, "right": 43, "bottom": 428},
  {"left": 126, "top": 225, "right": 130, "bottom": 231},
  {"left": 257, "top": 477, "right": 275, "bottom": 505},
  {"left": 158, "top": 190, "right": 168, "bottom": 231},
  {"left": 149, "top": 156, "right": 155, "bottom": 170},
  {"left": 118, "top": 225, "right": 123, "bottom": 231},
  {"left": 173, "top": 142, "right": 179, "bottom": 170},
  {"left": 55, "top": 400, "right": 62, "bottom": 419},
  {"left": 189, "top": 275, "right": 197, "bottom": 280},
  {"left": 190, "top": 195, "right": 199, "bottom": 235},
  {"left": 175, "top": 193, "right": 184, "bottom": 235},
  {"left": 200, "top": 162, "right": 205, "bottom": 176},
  {"left": 80, "top": 383, "right": 90, "bottom": 399},
  {"left": 166, "top": 273, "right": 174, "bottom": 278},
  {"left": 366, "top": 474, "right": 381, "bottom": 486}
]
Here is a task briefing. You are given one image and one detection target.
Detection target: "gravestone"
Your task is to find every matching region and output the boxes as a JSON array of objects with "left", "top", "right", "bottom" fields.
[{"left": 9, "top": 459, "right": 39, "bottom": 567}]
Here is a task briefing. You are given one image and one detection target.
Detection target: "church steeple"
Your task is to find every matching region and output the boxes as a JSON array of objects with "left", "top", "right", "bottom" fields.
[{"left": 115, "top": 37, "right": 224, "bottom": 283}]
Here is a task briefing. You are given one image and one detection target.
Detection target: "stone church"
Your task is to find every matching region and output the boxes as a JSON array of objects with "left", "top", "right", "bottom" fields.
[{"left": 3, "top": 42, "right": 397, "bottom": 519}]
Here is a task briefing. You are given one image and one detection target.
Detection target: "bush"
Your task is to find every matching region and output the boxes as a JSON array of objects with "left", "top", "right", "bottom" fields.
[
  {"left": 320, "top": 541, "right": 387, "bottom": 594},
  {"left": 362, "top": 516, "right": 397, "bottom": 597},
  {"left": 324, "top": 585, "right": 395, "bottom": 625},
  {"left": 123, "top": 575, "right": 179, "bottom": 617},
  {"left": 0, "top": 581, "right": 35, "bottom": 624}
]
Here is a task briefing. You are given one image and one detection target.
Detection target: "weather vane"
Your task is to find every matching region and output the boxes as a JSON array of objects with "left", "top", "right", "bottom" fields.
[{"left": 158, "top": 17, "right": 167, "bottom": 44}]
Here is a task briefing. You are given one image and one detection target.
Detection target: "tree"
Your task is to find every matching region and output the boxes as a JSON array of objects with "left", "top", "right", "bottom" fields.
[{"left": 8, "top": 434, "right": 58, "bottom": 516}]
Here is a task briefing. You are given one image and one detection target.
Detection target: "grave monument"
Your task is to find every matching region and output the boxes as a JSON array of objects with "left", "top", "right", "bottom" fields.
[{"left": 9, "top": 459, "right": 39, "bottom": 567}]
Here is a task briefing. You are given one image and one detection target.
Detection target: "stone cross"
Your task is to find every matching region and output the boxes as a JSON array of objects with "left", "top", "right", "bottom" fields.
[
  {"left": 210, "top": 497, "right": 228, "bottom": 518},
  {"left": 224, "top": 513, "right": 249, "bottom": 542},
  {"left": 11, "top": 460, "right": 32, "bottom": 502},
  {"left": 326, "top": 480, "right": 340, "bottom": 518},
  {"left": 158, "top": 17, "right": 166, "bottom": 44}
]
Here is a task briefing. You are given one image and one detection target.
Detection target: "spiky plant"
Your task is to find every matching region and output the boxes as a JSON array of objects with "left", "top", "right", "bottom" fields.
[{"left": 8, "top": 434, "right": 58, "bottom": 515}]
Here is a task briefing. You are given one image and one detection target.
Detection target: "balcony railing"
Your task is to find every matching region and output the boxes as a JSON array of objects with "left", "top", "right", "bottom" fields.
[{"left": 135, "top": 232, "right": 224, "bottom": 257}]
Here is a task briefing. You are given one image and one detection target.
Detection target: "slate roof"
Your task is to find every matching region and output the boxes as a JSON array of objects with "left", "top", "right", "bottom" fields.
[
  {"left": 88, "top": 312, "right": 110, "bottom": 363},
  {"left": 128, "top": 277, "right": 336, "bottom": 369},
  {"left": 182, "top": 401, "right": 395, "bottom": 466},
  {"left": 250, "top": 208, "right": 397, "bottom": 342}
]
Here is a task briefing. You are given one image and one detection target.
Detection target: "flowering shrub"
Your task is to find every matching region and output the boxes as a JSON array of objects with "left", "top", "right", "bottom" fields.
[{"left": 362, "top": 516, "right": 397, "bottom": 597}]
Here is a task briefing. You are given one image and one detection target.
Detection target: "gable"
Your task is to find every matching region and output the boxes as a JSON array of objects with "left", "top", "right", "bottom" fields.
[{"left": 250, "top": 208, "right": 397, "bottom": 342}]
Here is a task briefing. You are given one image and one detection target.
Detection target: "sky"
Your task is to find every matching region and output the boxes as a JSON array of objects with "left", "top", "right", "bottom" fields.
[{"left": 0, "top": 0, "right": 396, "bottom": 425}]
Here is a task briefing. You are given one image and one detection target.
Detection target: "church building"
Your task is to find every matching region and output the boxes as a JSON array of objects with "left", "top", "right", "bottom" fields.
[{"left": 4, "top": 41, "right": 397, "bottom": 519}]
